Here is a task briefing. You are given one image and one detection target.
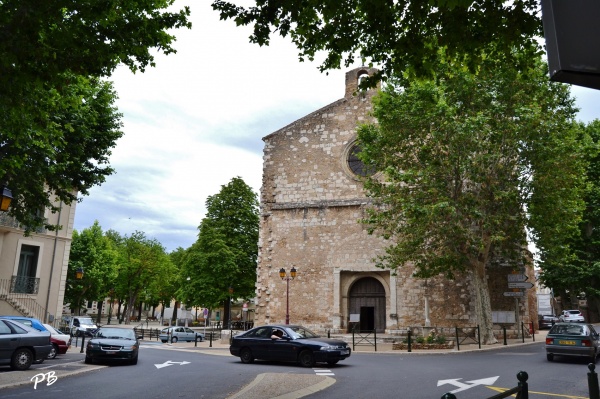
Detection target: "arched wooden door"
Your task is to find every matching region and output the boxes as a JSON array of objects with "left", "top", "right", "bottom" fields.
[{"left": 348, "top": 277, "right": 386, "bottom": 333}]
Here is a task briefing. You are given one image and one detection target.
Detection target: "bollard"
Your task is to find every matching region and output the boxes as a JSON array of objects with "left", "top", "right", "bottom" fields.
[
  {"left": 209, "top": 331, "right": 213, "bottom": 348},
  {"left": 589, "top": 363, "right": 600, "bottom": 399},
  {"left": 80, "top": 334, "right": 86, "bottom": 353},
  {"left": 407, "top": 329, "right": 412, "bottom": 353},
  {"left": 517, "top": 370, "right": 529, "bottom": 399},
  {"left": 455, "top": 327, "right": 460, "bottom": 351},
  {"left": 503, "top": 326, "right": 507, "bottom": 345},
  {"left": 521, "top": 322, "right": 525, "bottom": 343},
  {"left": 477, "top": 325, "right": 481, "bottom": 349},
  {"left": 531, "top": 322, "right": 535, "bottom": 342},
  {"left": 195, "top": 334, "right": 198, "bottom": 347},
  {"left": 441, "top": 393, "right": 457, "bottom": 399}
]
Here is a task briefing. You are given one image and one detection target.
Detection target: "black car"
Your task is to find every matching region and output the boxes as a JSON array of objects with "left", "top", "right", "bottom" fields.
[
  {"left": 230, "top": 324, "right": 351, "bottom": 367},
  {"left": 85, "top": 327, "right": 141, "bottom": 365},
  {"left": 0, "top": 319, "right": 52, "bottom": 370},
  {"left": 538, "top": 314, "right": 558, "bottom": 329}
]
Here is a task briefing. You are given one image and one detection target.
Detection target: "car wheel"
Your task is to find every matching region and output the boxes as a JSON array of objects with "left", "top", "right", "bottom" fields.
[
  {"left": 84, "top": 356, "right": 92, "bottom": 364},
  {"left": 298, "top": 350, "right": 315, "bottom": 367},
  {"left": 326, "top": 360, "right": 339, "bottom": 366},
  {"left": 196, "top": 335, "right": 203, "bottom": 342},
  {"left": 11, "top": 348, "right": 33, "bottom": 371},
  {"left": 130, "top": 356, "right": 138, "bottom": 365},
  {"left": 547, "top": 353, "right": 554, "bottom": 361},
  {"left": 171, "top": 336, "right": 178, "bottom": 343},
  {"left": 161, "top": 340, "right": 167, "bottom": 343},
  {"left": 48, "top": 344, "right": 58, "bottom": 359},
  {"left": 240, "top": 348, "right": 254, "bottom": 364}
]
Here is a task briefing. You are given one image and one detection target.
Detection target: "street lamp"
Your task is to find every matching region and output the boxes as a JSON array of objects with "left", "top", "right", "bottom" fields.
[
  {"left": 73, "top": 268, "right": 84, "bottom": 315},
  {"left": 228, "top": 286, "right": 234, "bottom": 329},
  {"left": 107, "top": 288, "right": 114, "bottom": 325},
  {"left": 279, "top": 266, "right": 297, "bottom": 325},
  {"left": 0, "top": 184, "right": 13, "bottom": 212},
  {"left": 185, "top": 277, "right": 191, "bottom": 328}
]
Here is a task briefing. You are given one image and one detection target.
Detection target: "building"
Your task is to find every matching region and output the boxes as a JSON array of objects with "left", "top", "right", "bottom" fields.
[
  {"left": 0, "top": 197, "right": 76, "bottom": 323},
  {"left": 255, "top": 67, "right": 537, "bottom": 333}
]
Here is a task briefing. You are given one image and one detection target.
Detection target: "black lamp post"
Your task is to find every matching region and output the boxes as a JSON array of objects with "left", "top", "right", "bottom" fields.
[
  {"left": 279, "top": 266, "right": 297, "bottom": 325},
  {"left": 228, "top": 286, "right": 233, "bottom": 329},
  {"left": 0, "top": 184, "right": 13, "bottom": 212},
  {"left": 75, "top": 268, "right": 84, "bottom": 315},
  {"left": 107, "top": 288, "right": 114, "bottom": 325}
]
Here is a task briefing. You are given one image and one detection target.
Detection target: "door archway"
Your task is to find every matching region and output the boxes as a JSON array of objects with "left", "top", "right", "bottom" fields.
[{"left": 348, "top": 277, "right": 386, "bottom": 333}]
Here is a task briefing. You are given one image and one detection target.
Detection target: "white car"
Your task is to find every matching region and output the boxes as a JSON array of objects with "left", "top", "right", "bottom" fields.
[
  {"left": 43, "top": 323, "right": 71, "bottom": 359},
  {"left": 159, "top": 327, "right": 204, "bottom": 343},
  {"left": 559, "top": 310, "right": 585, "bottom": 323}
]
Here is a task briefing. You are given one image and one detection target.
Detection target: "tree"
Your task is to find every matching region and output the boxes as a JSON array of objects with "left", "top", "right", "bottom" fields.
[
  {"left": 1, "top": 0, "right": 191, "bottom": 230},
  {"left": 211, "top": 0, "right": 540, "bottom": 80},
  {"left": 65, "top": 221, "right": 119, "bottom": 317},
  {"left": 540, "top": 120, "right": 600, "bottom": 318},
  {"left": 357, "top": 51, "right": 588, "bottom": 344},
  {"left": 180, "top": 177, "right": 259, "bottom": 324},
  {"left": 1, "top": 75, "right": 123, "bottom": 232}
]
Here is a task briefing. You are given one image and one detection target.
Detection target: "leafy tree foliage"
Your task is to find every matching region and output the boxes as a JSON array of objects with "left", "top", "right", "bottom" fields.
[
  {"left": 212, "top": 0, "right": 540, "bottom": 79},
  {"left": 179, "top": 177, "right": 259, "bottom": 319},
  {"left": 357, "top": 51, "right": 588, "bottom": 343},
  {"left": 1, "top": 0, "right": 191, "bottom": 231},
  {"left": 65, "top": 221, "right": 119, "bottom": 315},
  {"left": 540, "top": 120, "right": 600, "bottom": 317}
]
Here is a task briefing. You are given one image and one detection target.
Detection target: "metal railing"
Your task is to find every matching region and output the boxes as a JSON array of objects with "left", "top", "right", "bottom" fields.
[
  {"left": 0, "top": 278, "right": 48, "bottom": 321},
  {"left": 351, "top": 327, "right": 377, "bottom": 351}
]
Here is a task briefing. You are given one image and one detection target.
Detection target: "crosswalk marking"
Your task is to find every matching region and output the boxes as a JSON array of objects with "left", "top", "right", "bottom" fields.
[{"left": 313, "top": 368, "right": 335, "bottom": 376}]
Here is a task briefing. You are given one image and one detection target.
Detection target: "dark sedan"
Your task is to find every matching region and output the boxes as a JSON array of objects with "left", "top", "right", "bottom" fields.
[
  {"left": 85, "top": 327, "right": 141, "bottom": 365},
  {"left": 0, "top": 319, "right": 52, "bottom": 370},
  {"left": 230, "top": 325, "right": 351, "bottom": 367},
  {"left": 546, "top": 322, "right": 600, "bottom": 363},
  {"left": 538, "top": 314, "right": 558, "bottom": 330}
]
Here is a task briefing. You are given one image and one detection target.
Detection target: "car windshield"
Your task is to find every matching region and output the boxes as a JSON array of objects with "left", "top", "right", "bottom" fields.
[
  {"left": 550, "top": 324, "right": 586, "bottom": 336},
  {"left": 286, "top": 326, "right": 320, "bottom": 339},
  {"left": 96, "top": 328, "right": 135, "bottom": 340},
  {"left": 78, "top": 317, "right": 95, "bottom": 325}
]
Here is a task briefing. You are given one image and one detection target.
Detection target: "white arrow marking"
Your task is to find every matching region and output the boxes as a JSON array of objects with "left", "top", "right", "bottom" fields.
[
  {"left": 155, "top": 360, "right": 191, "bottom": 369},
  {"left": 437, "top": 376, "right": 499, "bottom": 393}
]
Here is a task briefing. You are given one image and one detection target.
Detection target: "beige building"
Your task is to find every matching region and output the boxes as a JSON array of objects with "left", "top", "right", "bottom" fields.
[
  {"left": 255, "top": 67, "right": 536, "bottom": 333},
  {"left": 0, "top": 198, "right": 75, "bottom": 323}
]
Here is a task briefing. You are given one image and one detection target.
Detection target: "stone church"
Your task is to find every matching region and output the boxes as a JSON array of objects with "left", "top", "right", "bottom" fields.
[{"left": 254, "top": 67, "right": 536, "bottom": 333}]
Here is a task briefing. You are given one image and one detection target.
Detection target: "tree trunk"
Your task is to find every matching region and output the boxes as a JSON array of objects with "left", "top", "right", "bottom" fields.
[
  {"left": 471, "top": 263, "right": 497, "bottom": 345},
  {"left": 96, "top": 301, "right": 103, "bottom": 324}
]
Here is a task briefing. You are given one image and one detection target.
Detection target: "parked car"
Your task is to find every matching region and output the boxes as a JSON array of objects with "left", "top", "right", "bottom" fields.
[
  {"left": 43, "top": 323, "right": 71, "bottom": 359},
  {"left": 230, "top": 324, "right": 351, "bottom": 367},
  {"left": 538, "top": 314, "right": 558, "bottom": 329},
  {"left": 0, "top": 315, "right": 47, "bottom": 331},
  {"left": 0, "top": 319, "right": 52, "bottom": 370},
  {"left": 159, "top": 326, "right": 204, "bottom": 343},
  {"left": 85, "top": 327, "right": 141, "bottom": 365},
  {"left": 67, "top": 316, "right": 98, "bottom": 337},
  {"left": 559, "top": 310, "right": 585, "bottom": 323},
  {"left": 546, "top": 322, "right": 600, "bottom": 363}
]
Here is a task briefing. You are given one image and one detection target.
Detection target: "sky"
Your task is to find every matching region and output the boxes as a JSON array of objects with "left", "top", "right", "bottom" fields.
[{"left": 73, "top": 1, "right": 600, "bottom": 253}]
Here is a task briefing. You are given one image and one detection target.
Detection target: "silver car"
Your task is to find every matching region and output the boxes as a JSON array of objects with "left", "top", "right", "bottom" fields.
[
  {"left": 159, "top": 327, "right": 204, "bottom": 343},
  {"left": 0, "top": 319, "right": 52, "bottom": 370}
]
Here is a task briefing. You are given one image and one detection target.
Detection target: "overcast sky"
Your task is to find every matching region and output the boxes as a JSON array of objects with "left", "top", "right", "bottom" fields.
[{"left": 73, "top": 1, "right": 600, "bottom": 252}]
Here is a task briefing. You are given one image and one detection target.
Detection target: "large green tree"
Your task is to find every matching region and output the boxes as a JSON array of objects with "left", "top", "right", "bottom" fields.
[
  {"left": 540, "top": 120, "right": 600, "bottom": 318},
  {"left": 1, "top": 0, "right": 190, "bottom": 230},
  {"left": 357, "top": 51, "right": 588, "bottom": 344},
  {"left": 65, "top": 221, "right": 119, "bottom": 317},
  {"left": 180, "top": 177, "right": 259, "bottom": 324},
  {"left": 212, "top": 0, "right": 540, "bottom": 79}
]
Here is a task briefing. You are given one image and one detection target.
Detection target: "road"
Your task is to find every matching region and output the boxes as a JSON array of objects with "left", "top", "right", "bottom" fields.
[{"left": 0, "top": 340, "right": 594, "bottom": 398}]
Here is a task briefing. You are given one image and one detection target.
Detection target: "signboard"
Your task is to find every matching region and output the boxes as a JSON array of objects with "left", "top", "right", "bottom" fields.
[
  {"left": 349, "top": 314, "right": 360, "bottom": 323},
  {"left": 203, "top": 308, "right": 208, "bottom": 317},
  {"left": 508, "top": 282, "right": 534, "bottom": 289},
  {"left": 507, "top": 274, "right": 528, "bottom": 282},
  {"left": 503, "top": 291, "right": 524, "bottom": 297},
  {"left": 492, "top": 311, "right": 516, "bottom": 323}
]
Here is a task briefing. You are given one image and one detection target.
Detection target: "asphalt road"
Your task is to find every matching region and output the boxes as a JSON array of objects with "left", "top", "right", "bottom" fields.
[{"left": 0, "top": 339, "right": 594, "bottom": 398}]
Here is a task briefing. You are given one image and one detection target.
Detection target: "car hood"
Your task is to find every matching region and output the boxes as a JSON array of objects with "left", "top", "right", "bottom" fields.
[
  {"left": 89, "top": 338, "right": 137, "bottom": 345},
  {"left": 294, "top": 337, "right": 348, "bottom": 347}
]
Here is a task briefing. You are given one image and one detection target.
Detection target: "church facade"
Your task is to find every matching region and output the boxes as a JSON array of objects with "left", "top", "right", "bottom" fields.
[{"left": 255, "top": 67, "right": 536, "bottom": 333}]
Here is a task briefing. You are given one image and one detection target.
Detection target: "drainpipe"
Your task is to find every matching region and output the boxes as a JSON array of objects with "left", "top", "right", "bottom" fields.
[{"left": 44, "top": 201, "right": 62, "bottom": 323}]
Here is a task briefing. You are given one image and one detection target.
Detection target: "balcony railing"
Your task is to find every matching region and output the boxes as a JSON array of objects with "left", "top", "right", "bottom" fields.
[
  {"left": 0, "top": 213, "right": 47, "bottom": 233},
  {"left": 11, "top": 275, "right": 40, "bottom": 295},
  {"left": 0, "top": 278, "right": 48, "bottom": 321}
]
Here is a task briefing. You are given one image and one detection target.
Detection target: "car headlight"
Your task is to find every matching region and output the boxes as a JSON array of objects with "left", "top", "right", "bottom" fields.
[
  {"left": 320, "top": 345, "right": 340, "bottom": 351},
  {"left": 86, "top": 342, "right": 99, "bottom": 349},
  {"left": 123, "top": 344, "right": 138, "bottom": 350}
]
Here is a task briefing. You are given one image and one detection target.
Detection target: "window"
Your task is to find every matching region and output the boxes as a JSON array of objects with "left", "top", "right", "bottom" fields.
[
  {"left": 14, "top": 244, "right": 40, "bottom": 294},
  {"left": 347, "top": 143, "right": 376, "bottom": 177}
]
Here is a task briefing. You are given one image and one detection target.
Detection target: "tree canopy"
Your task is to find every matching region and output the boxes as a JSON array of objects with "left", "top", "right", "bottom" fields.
[
  {"left": 1, "top": 0, "right": 191, "bottom": 231},
  {"left": 357, "top": 51, "right": 588, "bottom": 343},
  {"left": 211, "top": 0, "right": 540, "bottom": 79},
  {"left": 179, "top": 177, "right": 259, "bottom": 312}
]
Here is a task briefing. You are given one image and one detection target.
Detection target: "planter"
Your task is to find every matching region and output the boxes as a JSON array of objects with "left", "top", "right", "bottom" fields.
[{"left": 392, "top": 341, "right": 454, "bottom": 350}]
